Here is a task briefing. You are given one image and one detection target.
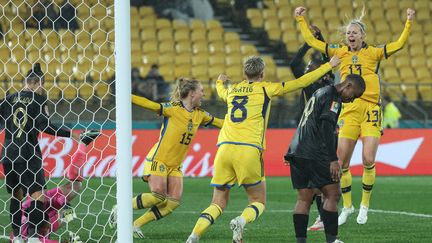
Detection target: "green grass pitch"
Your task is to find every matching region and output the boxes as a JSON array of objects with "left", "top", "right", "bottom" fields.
[{"left": 1, "top": 176, "right": 431, "bottom": 242}]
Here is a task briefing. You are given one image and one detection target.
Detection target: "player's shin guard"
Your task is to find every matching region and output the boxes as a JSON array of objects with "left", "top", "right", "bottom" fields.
[
  {"left": 10, "top": 196, "right": 22, "bottom": 236},
  {"left": 27, "top": 200, "right": 48, "bottom": 237},
  {"left": 192, "top": 203, "right": 223, "bottom": 237},
  {"left": 240, "top": 202, "right": 265, "bottom": 224},
  {"left": 133, "top": 198, "right": 180, "bottom": 228},
  {"left": 321, "top": 209, "right": 338, "bottom": 243},
  {"left": 67, "top": 143, "right": 87, "bottom": 181},
  {"left": 132, "top": 192, "right": 166, "bottom": 210},
  {"left": 293, "top": 214, "right": 309, "bottom": 243},
  {"left": 361, "top": 163, "right": 376, "bottom": 207},
  {"left": 340, "top": 168, "right": 353, "bottom": 208}
]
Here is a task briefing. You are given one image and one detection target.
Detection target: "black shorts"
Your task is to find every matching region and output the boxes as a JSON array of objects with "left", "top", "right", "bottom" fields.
[
  {"left": 2, "top": 161, "right": 46, "bottom": 195},
  {"left": 290, "top": 157, "right": 337, "bottom": 189}
]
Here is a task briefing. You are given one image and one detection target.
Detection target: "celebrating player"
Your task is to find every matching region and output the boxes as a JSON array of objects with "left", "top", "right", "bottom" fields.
[
  {"left": 109, "top": 77, "right": 223, "bottom": 238},
  {"left": 284, "top": 74, "right": 365, "bottom": 243},
  {"left": 0, "top": 63, "right": 92, "bottom": 242},
  {"left": 294, "top": 6, "right": 415, "bottom": 225},
  {"left": 186, "top": 55, "right": 340, "bottom": 243}
]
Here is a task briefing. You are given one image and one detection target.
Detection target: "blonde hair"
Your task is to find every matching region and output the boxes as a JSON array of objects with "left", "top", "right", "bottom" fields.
[
  {"left": 170, "top": 77, "right": 200, "bottom": 102},
  {"left": 339, "top": 5, "right": 367, "bottom": 43},
  {"left": 243, "top": 56, "right": 265, "bottom": 80}
]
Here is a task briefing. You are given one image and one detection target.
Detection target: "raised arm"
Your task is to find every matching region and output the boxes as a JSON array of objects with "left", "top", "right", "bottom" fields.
[
  {"left": 282, "top": 56, "right": 339, "bottom": 93},
  {"left": 216, "top": 74, "right": 229, "bottom": 102},
  {"left": 295, "top": 7, "right": 327, "bottom": 54},
  {"left": 385, "top": 8, "right": 415, "bottom": 57},
  {"left": 132, "top": 94, "right": 161, "bottom": 114}
]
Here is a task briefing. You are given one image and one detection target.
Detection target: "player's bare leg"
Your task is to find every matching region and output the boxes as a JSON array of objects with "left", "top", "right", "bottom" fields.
[
  {"left": 187, "top": 187, "right": 229, "bottom": 242},
  {"left": 358, "top": 136, "right": 379, "bottom": 224},
  {"left": 337, "top": 138, "right": 356, "bottom": 225},
  {"left": 308, "top": 189, "right": 324, "bottom": 231},
  {"left": 320, "top": 183, "right": 341, "bottom": 243},
  {"left": 230, "top": 182, "right": 266, "bottom": 243},
  {"left": 293, "top": 188, "right": 314, "bottom": 243}
]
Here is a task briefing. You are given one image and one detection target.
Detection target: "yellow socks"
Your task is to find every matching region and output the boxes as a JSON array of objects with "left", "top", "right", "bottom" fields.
[
  {"left": 361, "top": 163, "right": 376, "bottom": 207},
  {"left": 132, "top": 192, "right": 165, "bottom": 210},
  {"left": 133, "top": 198, "right": 180, "bottom": 228},
  {"left": 191, "top": 203, "right": 223, "bottom": 237},
  {"left": 240, "top": 202, "right": 265, "bottom": 223},
  {"left": 340, "top": 168, "right": 353, "bottom": 208}
]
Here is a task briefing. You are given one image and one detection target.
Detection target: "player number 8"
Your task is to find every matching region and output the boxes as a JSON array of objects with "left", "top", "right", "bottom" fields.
[{"left": 230, "top": 96, "right": 248, "bottom": 123}]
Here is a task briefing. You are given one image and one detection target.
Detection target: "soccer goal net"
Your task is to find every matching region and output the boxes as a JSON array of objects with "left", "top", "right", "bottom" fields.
[{"left": 0, "top": 0, "right": 119, "bottom": 241}]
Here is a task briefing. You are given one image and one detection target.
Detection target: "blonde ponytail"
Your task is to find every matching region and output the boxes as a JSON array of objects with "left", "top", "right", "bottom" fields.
[{"left": 170, "top": 77, "right": 200, "bottom": 102}]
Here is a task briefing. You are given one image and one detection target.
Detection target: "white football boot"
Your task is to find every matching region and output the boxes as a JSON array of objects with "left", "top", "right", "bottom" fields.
[
  {"left": 356, "top": 205, "right": 369, "bottom": 224},
  {"left": 230, "top": 216, "right": 246, "bottom": 243},
  {"left": 338, "top": 205, "right": 354, "bottom": 225}
]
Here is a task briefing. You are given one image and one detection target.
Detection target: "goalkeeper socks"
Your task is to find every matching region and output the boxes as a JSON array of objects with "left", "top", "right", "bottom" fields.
[
  {"left": 340, "top": 168, "right": 353, "bottom": 208},
  {"left": 240, "top": 202, "right": 265, "bottom": 224},
  {"left": 293, "top": 214, "right": 308, "bottom": 243},
  {"left": 10, "top": 196, "right": 21, "bottom": 237},
  {"left": 361, "top": 163, "right": 376, "bottom": 207},
  {"left": 45, "top": 187, "right": 67, "bottom": 210},
  {"left": 133, "top": 198, "right": 180, "bottom": 227},
  {"left": 132, "top": 192, "right": 165, "bottom": 210},
  {"left": 321, "top": 209, "right": 338, "bottom": 243},
  {"left": 27, "top": 200, "right": 48, "bottom": 237},
  {"left": 192, "top": 203, "right": 223, "bottom": 237},
  {"left": 67, "top": 143, "right": 87, "bottom": 181}
]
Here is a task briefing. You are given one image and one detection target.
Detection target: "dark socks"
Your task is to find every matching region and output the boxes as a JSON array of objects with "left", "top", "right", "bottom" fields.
[
  {"left": 321, "top": 209, "right": 338, "bottom": 243},
  {"left": 10, "top": 197, "right": 21, "bottom": 236},
  {"left": 293, "top": 214, "right": 309, "bottom": 243},
  {"left": 27, "top": 200, "right": 47, "bottom": 237}
]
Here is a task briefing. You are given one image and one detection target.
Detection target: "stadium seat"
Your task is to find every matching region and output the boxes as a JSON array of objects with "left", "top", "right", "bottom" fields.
[
  {"left": 141, "top": 29, "right": 156, "bottom": 42},
  {"left": 385, "top": 9, "right": 400, "bottom": 22},
  {"left": 191, "top": 29, "right": 207, "bottom": 42},
  {"left": 224, "top": 32, "right": 241, "bottom": 44},
  {"left": 158, "top": 53, "right": 175, "bottom": 66},
  {"left": 225, "top": 55, "right": 243, "bottom": 66},
  {"left": 240, "top": 44, "right": 258, "bottom": 56},
  {"left": 191, "top": 65, "right": 209, "bottom": 81},
  {"left": 246, "top": 9, "right": 263, "bottom": 29},
  {"left": 173, "top": 19, "right": 189, "bottom": 31},
  {"left": 225, "top": 65, "right": 243, "bottom": 82},
  {"left": 190, "top": 19, "right": 206, "bottom": 30},
  {"left": 277, "top": 7, "right": 291, "bottom": 19},
  {"left": 395, "top": 57, "right": 410, "bottom": 69},
  {"left": 155, "top": 18, "right": 172, "bottom": 30},
  {"left": 59, "top": 83, "right": 78, "bottom": 100},
  {"left": 142, "top": 41, "right": 158, "bottom": 53},
  {"left": 225, "top": 42, "right": 242, "bottom": 55},
  {"left": 419, "top": 85, "right": 432, "bottom": 102},
  {"left": 192, "top": 41, "right": 209, "bottom": 54},
  {"left": 410, "top": 46, "right": 423, "bottom": 57},
  {"left": 262, "top": 9, "right": 277, "bottom": 20},
  {"left": 157, "top": 29, "right": 173, "bottom": 42},
  {"left": 415, "top": 68, "right": 430, "bottom": 82},
  {"left": 159, "top": 41, "right": 175, "bottom": 54},
  {"left": 139, "top": 6, "right": 155, "bottom": 17},
  {"left": 192, "top": 54, "right": 208, "bottom": 66},
  {"left": 266, "top": 29, "right": 282, "bottom": 42},
  {"left": 175, "top": 53, "right": 191, "bottom": 65},
  {"left": 175, "top": 41, "right": 192, "bottom": 54},
  {"left": 308, "top": 8, "right": 323, "bottom": 19},
  {"left": 411, "top": 56, "right": 426, "bottom": 68},
  {"left": 46, "top": 83, "right": 62, "bottom": 100},
  {"left": 158, "top": 65, "right": 175, "bottom": 81},
  {"left": 399, "top": 67, "right": 416, "bottom": 83},
  {"left": 95, "top": 82, "right": 111, "bottom": 100},
  {"left": 208, "top": 65, "right": 225, "bottom": 80},
  {"left": 277, "top": 67, "right": 294, "bottom": 81},
  {"left": 382, "top": 67, "right": 399, "bottom": 83},
  {"left": 402, "top": 85, "right": 418, "bottom": 102},
  {"left": 209, "top": 42, "right": 225, "bottom": 54},
  {"left": 385, "top": 85, "right": 403, "bottom": 102},
  {"left": 78, "top": 83, "right": 94, "bottom": 101},
  {"left": 206, "top": 20, "right": 222, "bottom": 30},
  {"left": 208, "top": 29, "right": 224, "bottom": 43},
  {"left": 139, "top": 17, "right": 156, "bottom": 29},
  {"left": 174, "top": 29, "right": 190, "bottom": 42},
  {"left": 174, "top": 65, "right": 191, "bottom": 78},
  {"left": 209, "top": 55, "right": 225, "bottom": 67}
]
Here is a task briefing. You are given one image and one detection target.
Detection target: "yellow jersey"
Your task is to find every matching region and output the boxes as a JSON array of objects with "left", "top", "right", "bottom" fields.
[
  {"left": 132, "top": 95, "right": 223, "bottom": 167},
  {"left": 297, "top": 15, "right": 412, "bottom": 104},
  {"left": 216, "top": 63, "right": 332, "bottom": 150}
]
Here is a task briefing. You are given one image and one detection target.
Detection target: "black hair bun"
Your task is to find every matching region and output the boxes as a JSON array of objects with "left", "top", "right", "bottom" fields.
[{"left": 33, "top": 63, "right": 41, "bottom": 73}]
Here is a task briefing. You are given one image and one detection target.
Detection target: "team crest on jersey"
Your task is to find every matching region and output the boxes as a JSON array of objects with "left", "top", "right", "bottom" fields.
[
  {"left": 162, "top": 103, "right": 172, "bottom": 108},
  {"left": 352, "top": 55, "right": 358, "bottom": 64},
  {"left": 330, "top": 101, "right": 340, "bottom": 113},
  {"left": 159, "top": 164, "right": 165, "bottom": 172},
  {"left": 338, "top": 119, "right": 344, "bottom": 127},
  {"left": 187, "top": 119, "right": 193, "bottom": 132},
  {"left": 329, "top": 44, "right": 339, "bottom": 48}
]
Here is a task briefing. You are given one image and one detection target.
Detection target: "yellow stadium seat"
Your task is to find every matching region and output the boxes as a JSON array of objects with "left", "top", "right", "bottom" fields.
[
  {"left": 419, "top": 85, "right": 432, "bottom": 102},
  {"left": 382, "top": 67, "right": 400, "bottom": 83},
  {"left": 173, "top": 19, "right": 189, "bottom": 31},
  {"left": 139, "top": 6, "right": 155, "bottom": 17},
  {"left": 209, "top": 42, "right": 225, "bottom": 54},
  {"left": 399, "top": 0, "right": 412, "bottom": 10},
  {"left": 277, "top": 8, "right": 291, "bottom": 19},
  {"left": 45, "top": 83, "right": 61, "bottom": 100},
  {"left": 225, "top": 55, "right": 242, "bottom": 66},
  {"left": 95, "top": 82, "right": 111, "bottom": 100},
  {"left": 208, "top": 29, "right": 224, "bottom": 43},
  {"left": 191, "top": 29, "right": 207, "bottom": 42},
  {"left": 208, "top": 65, "right": 225, "bottom": 80},
  {"left": 159, "top": 41, "right": 175, "bottom": 54},
  {"left": 192, "top": 54, "right": 208, "bottom": 66},
  {"left": 307, "top": 0, "right": 321, "bottom": 8},
  {"left": 174, "top": 65, "right": 191, "bottom": 78},
  {"left": 224, "top": 32, "right": 241, "bottom": 44},
  {"left": 395, "top": 57, "right": 410, "bottom": 69},
  {"left": 399, "top": 67, "right": 416, "bottom": 83},
  {"left": 409, "top": 34, "right": 423, "bottom": 45},
  {"left": 78, "top": 83, "right": 94, "bottom": 100},
  {"left": 225, "top": 65, "right": 243, "bottom": 81},
  {"left": 209, "top": 55, "right": 225, "bottom": 66},
  {"left": 175, "top": 54, "right": 191, "bottom": 65},
  {"left": 246, "top": 9, "right": 263, "bottom": 29},
  {"left": 142, "top": 41, "right": 158, "bottom": 53},
  {"left": 159, "top": 65, "right": 175, "bottom": 81},
  {"left": 206, "top": 20, "right": 222, "bottom": 30},
  {"left": 190, "top": 19, "right": 206, "bottom": 30},
  {"left": 275, "top": 0, "right": 291, "bottom": 7},
  {"left": 280, "top": 20, "right": 295, "bottom": 32},
  {"left": 410, "top": 46, "right": 423, "bottom": 57},
  {"left": 285, "top": 40, "right": 300, "bottom": 53},
  {"left": 374, "top": 22, "right": 389, "bottom": 33},
  {"left": 323, "top": 8, "right": 337, "bottom": 20},
  {"left": 175, "top": 41, "right": 191, "bottom": 54},
  {"left": 416, "top": 68, "right": 430, "bottom": 81},
  {"left": 192, "top": 41, "right": 208, "bottom": 54},
  {"left": 383, "top": 0, "right": 397, "bottom": 9},
  {"left": 141, "top": 29, "right": 156, "bottom": 42},
  {"left": 402, "top": 85, "right": 418, "bottom": 102},
  {"left": 59, "top": 83, "right": 78, "bottom": 100},
  {"left": 174, "top": 29, "right": 190, "bottom": 42},
  {"left": 262, "top": 9, "right": 277, "bottom": 20},
  {"left": 411, "top": 57, "right": 426, "bottom": 68},
  {"left": 157, "top": 29, "right": 173, "bottom": 42},
  {"left": 139, "top": 17, "right": 155, "bottom": 29},
  {"left": 277, "top": 67, "right": 294, "bottom": 81},
  {"left": 240, "top": 44, "right": 258, "bottom": 56},
  {"left": 156, "top": 18, "right": 171, "bottom": 30},
  {"left": 267, "top": 29, "right": 282, "bottom": 42},
  {"left": 384, "top": 85, "right": 403, "bottom": 102},
  {"left": 225, "top": 42, "right": 241, "bottom": 55},
  {"left": 191, "top": 65, "right": 209, "bottom": 81},
  {"left": 158, "top": 53, "right": 175, "bottom": 66},
  {"left": 385, "top": 9, "right": 400, "bottom": 22}
]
